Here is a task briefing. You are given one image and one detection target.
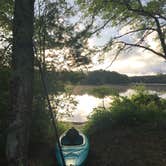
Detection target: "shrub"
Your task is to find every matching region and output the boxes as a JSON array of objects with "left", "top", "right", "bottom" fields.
[
  {"left": 86, "top": 90, "right": 166, "bottom": 134},
  {"left": 85, "top": 107, "right": 112, "bottom": 133},
  {"left": 29, "top": 100, "right": 69, "bottom": 146}
]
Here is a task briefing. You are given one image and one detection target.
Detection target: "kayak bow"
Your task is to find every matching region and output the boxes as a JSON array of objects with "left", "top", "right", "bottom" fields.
[{"left": 55, "top": 129, "right": 89, "bottom": 166}]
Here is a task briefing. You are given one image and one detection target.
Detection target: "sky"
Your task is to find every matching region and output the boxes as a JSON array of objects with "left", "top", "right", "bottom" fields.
[
  {"left": 87, "top": 25, "right": 166, "bottom": 76},
  {"left": 44, "top": 0, "right": 166, "bottom": 76},
  {"left": 66, "top": 0, "right": 166, "bottom": 76},
  {"left": 89, "top": 43, "right": 166, "bottom": 76}
]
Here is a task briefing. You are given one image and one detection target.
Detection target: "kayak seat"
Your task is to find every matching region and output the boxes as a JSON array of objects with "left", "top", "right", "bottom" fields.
[{"left": 61, "top": 128, "right": 83, "bottom": 146}]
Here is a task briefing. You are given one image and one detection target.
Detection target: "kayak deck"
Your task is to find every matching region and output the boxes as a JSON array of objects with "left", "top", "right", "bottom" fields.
[{"left": 55, "top": 128, "right": 89, "bottom": 166}]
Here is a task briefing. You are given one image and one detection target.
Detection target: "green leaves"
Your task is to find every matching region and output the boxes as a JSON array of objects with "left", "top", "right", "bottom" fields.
[
  {"left": 0, "top": 0, "right": 13, "bottom": 30},
  {"left": 76, "top": 0, "right": 166, "bottom": 60},
  {"left": 86, "top": 87, "right": 166, "bottom": 133}
]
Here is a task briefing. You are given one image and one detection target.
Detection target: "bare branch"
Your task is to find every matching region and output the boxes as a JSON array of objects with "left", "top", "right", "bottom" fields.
[
  {"left": 114, "top": 41, "right": 166, "bottom": 60},
  {"left": 90, "top": 18, "right": 112, "bottom": 35},
  {"left": 105, "top": 44, "right": 126, "bottom": 69},
  {"left": 156, "top": 13, "right": 166, "bottom": 21},
  {"left": 114, "top": 27, "right": 156, "bottom": 40}
]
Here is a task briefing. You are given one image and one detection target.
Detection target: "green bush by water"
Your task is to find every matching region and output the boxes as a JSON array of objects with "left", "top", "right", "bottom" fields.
[{"left": 86, "top": 88, "right": 166, "bottom": 134}]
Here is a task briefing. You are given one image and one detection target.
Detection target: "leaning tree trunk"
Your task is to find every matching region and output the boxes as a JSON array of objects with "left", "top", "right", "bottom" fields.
[{"left": 6, "top": 0, "right": 35, "bottom": 166}]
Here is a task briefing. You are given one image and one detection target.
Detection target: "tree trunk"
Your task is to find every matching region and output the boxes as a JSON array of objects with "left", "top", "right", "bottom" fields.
[
  {"left": 154, "top": 17, "right": 166, "bottom": 59},
  {"left": 6, "top": 0, "right": 35, "bottom": 166}
]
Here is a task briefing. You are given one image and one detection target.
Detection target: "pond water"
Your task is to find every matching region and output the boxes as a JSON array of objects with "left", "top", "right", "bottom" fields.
[{"left": 56, "top": 85, "right": 166, "bottom": 122}]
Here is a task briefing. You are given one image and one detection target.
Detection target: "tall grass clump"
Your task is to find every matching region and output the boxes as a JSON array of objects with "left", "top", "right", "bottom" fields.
[{"left": 86, "top": 87, "right": 166, "bottom": 134}]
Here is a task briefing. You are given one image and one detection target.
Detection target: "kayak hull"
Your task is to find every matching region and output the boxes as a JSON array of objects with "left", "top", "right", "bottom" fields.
[{"left": 55, "top": 132, "right": 89, "bottom": 166}]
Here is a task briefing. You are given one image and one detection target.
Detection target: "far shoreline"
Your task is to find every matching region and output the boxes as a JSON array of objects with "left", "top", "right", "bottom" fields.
[{"left": 71, "top": 83, "right": 166, "bottom": 95}]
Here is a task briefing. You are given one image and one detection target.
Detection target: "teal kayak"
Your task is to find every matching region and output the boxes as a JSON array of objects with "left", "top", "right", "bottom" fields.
[{"left": 55, "top": 129, "right": 89, "bottom": 166}]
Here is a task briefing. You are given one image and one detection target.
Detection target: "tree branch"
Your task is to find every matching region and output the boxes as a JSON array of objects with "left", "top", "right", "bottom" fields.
[
  {"left": 156, "top": 13, "right": 166, "bottom": 21},
  {"left": 90, "top": 18, "right": 112, "bottom": 35},
  {"left": 105, "top": 44, "right": 126, "bottom": 69},
  {"left": 114, "top": 27, "right": 156, "bottom": 40},
  {"left": 154, "top": 17, "right": 166, "bottom": 57},
  {"left": 123, "top": 0, "right": 155, "bottom": 18},
  {"left": 114, "top": 41, "right": 166, "bottom": 60}
]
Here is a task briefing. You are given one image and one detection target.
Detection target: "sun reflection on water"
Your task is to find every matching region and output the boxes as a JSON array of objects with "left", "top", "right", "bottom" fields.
[
  {"left": 59, "top": 89, "right": 166, "bottom": 122},
  {"left": 61, "top": 94, "right": 113, "bottom": 122}
]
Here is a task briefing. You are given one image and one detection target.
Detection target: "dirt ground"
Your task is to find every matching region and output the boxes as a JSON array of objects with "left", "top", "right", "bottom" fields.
[{"left": 85, "top": 124, "right": 166, "bottom": 166}]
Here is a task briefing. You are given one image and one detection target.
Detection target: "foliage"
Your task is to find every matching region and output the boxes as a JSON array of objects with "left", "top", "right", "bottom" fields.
[
  {"left": 88, "top": 86, "right": 118, "bottom": 98},
  {"left": 52, "top": 70, "right": 166, "bottom": 85},
  {"left": 29, "top": 70, "right": 76, "bottom": 146},
  {"left": 58, "top": 71, "right": 86, "bottom": 85},
  {"left": 47, "top": 70, "right": 85, "bottom": 85},
  {"left": 82, "top": 70, "right": 130, "bottom": 85},
  {"left": 0, "top": 0, "right": 13, "bottom": 67},
  {"left": 0, "top": 68, "right": 10, "bottom": 161},
  {"left": 86, "top": 88, "right": 166, "bottom": 134},
  {"left": 0, "top": 0, "right": 96, "bottom": 69},
  {"left": 77, "top": 0, "right": 166, "bottom": 60},
  {"left": 0, "top": 0, "right": 13, "bottom": 31},
  {"left": 34, "top": 0, "right": 97, "bottom": 70},
  {"left": 29, "top": 70, "right": 72, "bottom": 146},
  {"left": 130, "top": 74, "right": 166, "bottom": 83},
  {"left": 29, "top": 101, "right": 69, "bottom": 146},
  {"left": 57, "top": 121, "right": 72, "bottom": 135},
  {"left": 88, "top": 86, "right": 118, "bottom": 108},
  {"left": 85, "top": 107, "right": 112, "bottom": 133},
  {"left": 0, "top": 0, "right": 96, "bottom": 164},
  {"left": 29, "top": 101, "right": 54, "bottom": 145}
]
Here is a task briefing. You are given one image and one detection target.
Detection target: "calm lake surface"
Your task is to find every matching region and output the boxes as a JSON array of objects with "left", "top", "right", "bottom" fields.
[{"left": 57, "top": 84, "right": 166, "bottom": 122}]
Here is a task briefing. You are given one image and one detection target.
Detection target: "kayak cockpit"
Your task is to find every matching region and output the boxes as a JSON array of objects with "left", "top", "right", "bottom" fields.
[
  {"left": 56, "top": 127, "right": 89, "bottom": 166},
  {"left": 61, "top": 128, "right": 84, "bottom": 146}
]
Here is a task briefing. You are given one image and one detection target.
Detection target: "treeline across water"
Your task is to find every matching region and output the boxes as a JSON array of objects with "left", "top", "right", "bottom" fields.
[
  {"left": 50, "top": 70, "right": 166, "bottom": 85},
  {"left": 1, "top": 69, "right": 166, "bottom": 88}
]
